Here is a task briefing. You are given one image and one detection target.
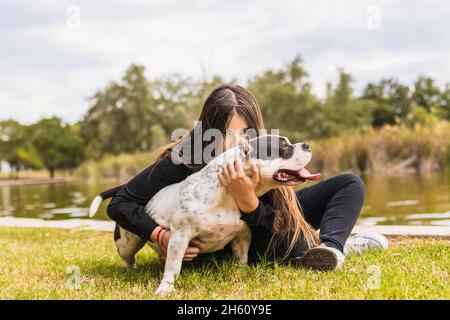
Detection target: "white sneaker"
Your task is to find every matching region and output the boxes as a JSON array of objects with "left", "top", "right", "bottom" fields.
[
  {"left": 344, "top": 232, "right": 389, "bottom": 255},
  {"left": 293, "top": 244, "right": 345, "bottom": 271}
]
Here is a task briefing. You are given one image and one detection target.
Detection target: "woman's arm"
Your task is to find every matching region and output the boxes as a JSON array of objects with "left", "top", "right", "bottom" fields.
[
  {"left": 219, "top": 159, "right": 260, "bottom": 212},
  {"left": 239, "top": 195, "right": 276, "bottom": 233},
  {"left": 218, "top": 159, "right": 276, "bottom": 233},
  {"left": 107, "top": 154, "right": 190, "bottom": 241},
  {"left": 107, "top": 155, "right": 202, "bottom": 261}
]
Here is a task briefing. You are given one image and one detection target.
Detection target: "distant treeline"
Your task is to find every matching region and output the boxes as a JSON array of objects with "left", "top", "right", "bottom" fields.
[
  {"left": 1, "top": 55, "right": 450, "bottom": 177},
  {"left": 76, "top": 121, "right": 450, "bottom": 183}
]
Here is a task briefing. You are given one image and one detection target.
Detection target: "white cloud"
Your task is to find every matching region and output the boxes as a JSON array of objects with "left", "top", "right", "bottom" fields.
[{"left": 0, "top": 0, "right": 449, "bottom": 124}]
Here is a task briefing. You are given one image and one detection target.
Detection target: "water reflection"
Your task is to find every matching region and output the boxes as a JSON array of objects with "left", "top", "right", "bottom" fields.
[
  {"left": 358, "top": 172, "right": 450, "bottom": 226},
  {"left": 0, "top": 182, "right": 114, "bottom": 220},
  {"left": 0, "top": 172, "right": 449, "bottom": 226}
]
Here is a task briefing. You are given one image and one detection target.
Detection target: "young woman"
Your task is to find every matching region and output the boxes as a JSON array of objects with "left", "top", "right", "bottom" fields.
[{"left": 107, "top": 84, "right": 388, "bottom": 271}]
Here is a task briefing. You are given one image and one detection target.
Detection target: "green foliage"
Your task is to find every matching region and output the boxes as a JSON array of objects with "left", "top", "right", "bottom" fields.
[
  {"left": 403, "top": 106, "right": 441, "bottom": 128},
  {"left": 248, "top": 56, "right": 317, "bottom": 137},
  {"left": 412, "top": 76, "right": 442, "bottom": 112},
  {"left": 0, "top": 120, "right": 27, "bottom": 171},
  {"left": 30, "top": 117, "right": 85, "bottom": 177},
  {"left": 0, "top": 117, "right": 85, "bottom": 178},
  {"left": 0, "top": 120, "right": 43, "bottom": 176},
  {"left": 80, "top": 64, "right": 230, "bottom": 159},
  {"left": 16, "top": 146, "right": 43, "bottom": 169},
  {"left": 361, "top": 78, "right": 411, "bottom": 127},
  {"left": 75, "top": 152, "right": 157, "bottom": 183},
  {"left": 2, "top": 56, "right": 450, "bottom": 175},
  {"left": 249, "top": 63, "right": 373, "bottom": 139}
]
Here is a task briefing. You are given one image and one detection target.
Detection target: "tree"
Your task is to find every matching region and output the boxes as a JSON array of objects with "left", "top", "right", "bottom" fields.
[
  {"left": 318, "top": 69, "right": 372, "bottom": 136},
  {"left": 31, "top": 117, "right": 85, "bottom": 178},
  {"left": 361, "top": 78, "right": 411, "bottom": 127},
  {"left": 151, "top": 74, "right": 199, "bottom": 134},
  {"left": 81, "top": 81, "right": 134, "bottom": 158},
  {"left": 81, "top": 64, "right": 175, "bottom": 158},
  {"left": 80, "top": 65, "right": 147, "bottom": 158},
  {"left": 412, "top": 76, "right": 441, "bottom": 112},
  {"left": 121, "top": 64, "right": 157, "bottom": 151},
  {"left": 333, "top": 69, "right": 353, "bottom": 108},
  {"left": 248, "top": 55, "right": 319, "bottom": 139},
  {"left": 80, "top": 64, "right": 233, "bottom": 158},
  {"left": 0, "top": 120, "right": 39, "bottom": 177},
  {"left": 0, "top": 120, "right": 23, "bottom": 170},
  {"left": 438, "top": 84, "right": 450, "bottom": 120}
]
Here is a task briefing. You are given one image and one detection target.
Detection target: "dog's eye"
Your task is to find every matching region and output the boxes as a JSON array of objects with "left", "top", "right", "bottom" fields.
[{"left": 280, "top": 141, "right": 288, "bottom": 148}]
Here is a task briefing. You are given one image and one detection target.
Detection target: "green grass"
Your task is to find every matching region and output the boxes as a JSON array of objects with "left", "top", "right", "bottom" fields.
[{"left": 0, "top": 227, "right": 448, "bottom": 300}]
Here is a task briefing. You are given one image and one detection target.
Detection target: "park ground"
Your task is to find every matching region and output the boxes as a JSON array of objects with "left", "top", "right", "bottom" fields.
[{"left": 0, "top": 227, "right": 448, "bottom": 300}]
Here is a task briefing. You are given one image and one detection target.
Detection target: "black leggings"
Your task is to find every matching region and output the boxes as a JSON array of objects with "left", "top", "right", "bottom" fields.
[
  {"left": 261, "top": 173, "right": 365, "bottom": 261},
  {"left": 109, "top": 173, "right": 365, "bottom": 262}
]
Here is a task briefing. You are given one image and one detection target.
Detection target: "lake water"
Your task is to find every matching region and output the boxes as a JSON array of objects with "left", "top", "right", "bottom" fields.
[{"left": 1, "top": 172, "right": 449, "bottom": 226}]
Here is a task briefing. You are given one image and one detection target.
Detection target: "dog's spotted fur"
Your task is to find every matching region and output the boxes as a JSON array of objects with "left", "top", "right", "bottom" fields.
[{"left": 103, "top": 135, "right": 313, "bottom": 295}]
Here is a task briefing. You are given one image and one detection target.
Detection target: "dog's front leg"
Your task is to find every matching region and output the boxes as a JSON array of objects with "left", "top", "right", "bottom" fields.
[
  {"left": 231, "top": 222, "right": 251, "bottom": 265},
  {"left": 155, "top": 229, "right": 191, "bottom": 296}
]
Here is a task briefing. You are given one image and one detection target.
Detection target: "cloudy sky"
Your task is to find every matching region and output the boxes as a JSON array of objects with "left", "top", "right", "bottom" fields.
[{"left": 1, "top": 0, "right": 449, "bottom": 124}]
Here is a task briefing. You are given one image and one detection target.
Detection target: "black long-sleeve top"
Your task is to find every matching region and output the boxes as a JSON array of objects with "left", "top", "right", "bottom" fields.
[{"left": 107, "top": 154, "right": 276, "bottom": 256}]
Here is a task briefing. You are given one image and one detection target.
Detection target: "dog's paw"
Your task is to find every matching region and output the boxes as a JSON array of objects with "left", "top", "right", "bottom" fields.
[
  {"left": 233, "top": 256, "right": 248, "bottom": 265},
  {"left": 122, "top": 261, "right": 137, "bottom": 270},
  {"left": 155, "top": 282, "right": 175, "bottom": 296}
]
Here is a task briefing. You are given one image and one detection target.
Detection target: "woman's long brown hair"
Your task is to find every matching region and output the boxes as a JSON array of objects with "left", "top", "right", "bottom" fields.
[{"left": 154, "top": 84, "right": 319, "bottom": 259}]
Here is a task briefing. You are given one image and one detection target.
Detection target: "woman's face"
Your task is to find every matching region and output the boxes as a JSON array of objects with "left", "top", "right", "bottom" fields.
[{"left": 223, "top": 114, "right": 250, "bottom": 151}]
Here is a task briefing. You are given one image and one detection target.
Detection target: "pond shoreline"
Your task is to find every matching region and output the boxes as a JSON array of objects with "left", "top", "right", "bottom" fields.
[
  {"left": 1, "top": 174, "right": 449, "bottom": 229},
  {"left": 0, "top": 216, "right": 449, "bottom": 239},
  {"left": 0, "top": 177, "right": 74, "bottom": 186}
]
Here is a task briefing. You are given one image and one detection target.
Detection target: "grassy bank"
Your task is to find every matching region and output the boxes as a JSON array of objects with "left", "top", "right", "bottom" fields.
[
  {"left": 310, "top": 121, "right": 450, "bottom": 175},
  {"left": 74, "top": 121, "right": 450, "bottom": 182},
  {"left": 74, "top": 152, "right": 158, "bottom": 183},
  {"left": 0, "top": 227, "right": 448, "bottom": 299},
  {"left": 0, "top": 170, "right": 73, "bottom": 180}
]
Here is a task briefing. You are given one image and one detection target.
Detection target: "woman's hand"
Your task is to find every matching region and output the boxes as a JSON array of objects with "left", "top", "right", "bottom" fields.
[
  {"left": 151, "top": 227, "right": 202, "bottom": 261},
  {"left": 161, "top": 231, "right": 202, "bottom": 261},
  {"left": 218, "top": 159, "right": 260, "bottom": 213}
]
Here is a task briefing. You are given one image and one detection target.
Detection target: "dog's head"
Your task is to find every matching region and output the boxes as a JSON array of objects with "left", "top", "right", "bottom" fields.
[{"left": 236, "top": 134, "right": 321, "bottom": 193}]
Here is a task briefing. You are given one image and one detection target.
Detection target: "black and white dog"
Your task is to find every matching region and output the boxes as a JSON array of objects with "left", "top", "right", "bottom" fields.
[{"left": 89, "top": 135, "right": 320, "bottom": 295}]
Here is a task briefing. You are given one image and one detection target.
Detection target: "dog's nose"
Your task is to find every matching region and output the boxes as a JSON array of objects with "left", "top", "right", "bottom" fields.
[{"left": 302, "top": 143, "right": 311, "bottom": 152}]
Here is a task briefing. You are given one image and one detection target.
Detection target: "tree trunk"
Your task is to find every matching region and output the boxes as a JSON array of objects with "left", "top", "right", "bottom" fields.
[
  {"left": 49, "top": 168, "right": 55, "bottom": 179},
  {"left": 9, "top": 166, "right": 19, "bottom": 179}
]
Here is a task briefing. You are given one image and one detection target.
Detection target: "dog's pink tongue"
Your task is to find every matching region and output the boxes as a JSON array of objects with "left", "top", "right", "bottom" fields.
[{"left": 298, "top": 168, "right": 321, "bottom": 180}]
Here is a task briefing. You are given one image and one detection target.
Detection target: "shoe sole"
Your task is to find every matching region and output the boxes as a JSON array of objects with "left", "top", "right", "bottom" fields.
[{"left": 293, "top": 247, "right": 339, "bottom": 271}]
